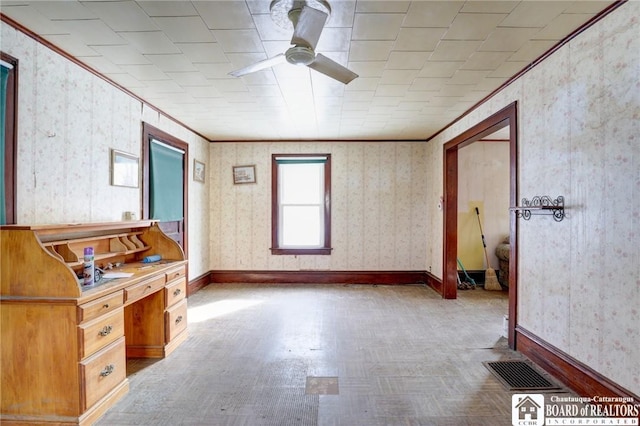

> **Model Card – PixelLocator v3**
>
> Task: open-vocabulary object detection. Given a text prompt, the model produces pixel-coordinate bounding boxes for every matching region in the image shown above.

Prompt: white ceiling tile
[439,84,476,96]
[213,29,264,53]
[119,64,168,80]
[444,13,507,40]
[76,55,123,74]
[488,61,529,78]
[91,45,151,65]
[403,2,464,27]
[118,31,180,55]
[0,5,70,35]
[141,79,185,93]
[352,13,404,40]
[480,28,541,52]
[386,52,429,70]
[145,54,198,72]
[349,41,394,61]
[193,1,255,30]
[43,34,99,57]
[508,40,556,62]
[394,28,446,51]
[316,27,352,52]
[152,17,215,43]
[500,2,572,28]
[344,77,381,91]
[380,69,418,85]
[448,70,489,85]
[137,1,199,17]
[253,14,291,41]
[195,62,237,79]
[460,1,519,14]
[461,51,512,71]
[325,1,356,27]
[418,61,462,78]
[409,78,449,92]
[31,1,97,20]
[183,86,223,98]
[82,1,158,32]
[429,41,482,62]
[165,72,211,87]
[176,43,228,64]
[210,79,249,92]
[355,2,410,14]
[103,72,145,88]
[375,85,409,97]
[564,1,614,13]
[60,19,124,45]
[347,61,386,78]
[535,13,595,40]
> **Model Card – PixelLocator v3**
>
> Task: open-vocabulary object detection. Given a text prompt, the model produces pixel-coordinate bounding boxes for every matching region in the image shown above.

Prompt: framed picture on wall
[110,149,139,188]
[233,165,256,184]
[194,159,206,183]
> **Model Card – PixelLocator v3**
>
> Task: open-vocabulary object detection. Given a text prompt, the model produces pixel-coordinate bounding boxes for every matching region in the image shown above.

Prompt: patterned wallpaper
[1,22,211,280]
[427,2,639,395]
[209,141,428,271]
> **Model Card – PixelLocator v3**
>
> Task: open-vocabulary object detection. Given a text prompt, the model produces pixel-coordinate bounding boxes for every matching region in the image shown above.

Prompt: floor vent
[484,360,561,391]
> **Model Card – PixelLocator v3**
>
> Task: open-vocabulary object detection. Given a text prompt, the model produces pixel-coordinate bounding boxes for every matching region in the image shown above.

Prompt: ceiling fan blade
[308,54,359,84]
[291,6,327,50]
[228,54,286,77]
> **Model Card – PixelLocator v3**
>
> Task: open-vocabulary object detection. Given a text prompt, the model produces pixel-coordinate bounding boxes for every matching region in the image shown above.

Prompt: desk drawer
[124,275,165,305]
[80,336,126,411]
[78,291,123,323]
[165,299,187,343]
[79,309,124,359]
[165,277,186,308]
[165,265,186,282]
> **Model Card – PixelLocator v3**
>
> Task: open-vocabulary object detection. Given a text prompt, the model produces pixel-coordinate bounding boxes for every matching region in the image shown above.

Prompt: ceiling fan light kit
[229,0,358,85]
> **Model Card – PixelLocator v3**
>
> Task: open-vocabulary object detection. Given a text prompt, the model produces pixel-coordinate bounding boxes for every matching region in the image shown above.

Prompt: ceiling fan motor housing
[285,46,315,66]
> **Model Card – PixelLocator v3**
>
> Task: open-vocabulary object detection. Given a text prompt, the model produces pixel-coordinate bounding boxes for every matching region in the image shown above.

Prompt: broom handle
[475,207,492,268]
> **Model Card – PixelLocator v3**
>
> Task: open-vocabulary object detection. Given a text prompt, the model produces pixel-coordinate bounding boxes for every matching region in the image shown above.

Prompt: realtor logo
[512,394,545,426]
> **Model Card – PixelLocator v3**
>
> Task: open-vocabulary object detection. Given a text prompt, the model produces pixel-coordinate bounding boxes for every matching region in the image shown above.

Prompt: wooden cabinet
[1,221,188,425]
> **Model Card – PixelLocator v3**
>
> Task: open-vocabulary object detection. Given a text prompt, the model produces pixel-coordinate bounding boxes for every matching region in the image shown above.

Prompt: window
[271,154,331,255]
[1,52,17,225]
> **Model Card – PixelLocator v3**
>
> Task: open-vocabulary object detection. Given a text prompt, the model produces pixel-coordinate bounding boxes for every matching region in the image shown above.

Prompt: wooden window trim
[2,52,18,225]
[271,153,332,255]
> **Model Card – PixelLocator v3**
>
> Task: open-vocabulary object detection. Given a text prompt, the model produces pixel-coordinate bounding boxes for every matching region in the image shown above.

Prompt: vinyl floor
[96,283,570,426]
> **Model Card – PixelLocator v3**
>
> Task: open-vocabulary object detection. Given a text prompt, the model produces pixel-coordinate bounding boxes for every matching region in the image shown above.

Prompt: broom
[475,207,502,291]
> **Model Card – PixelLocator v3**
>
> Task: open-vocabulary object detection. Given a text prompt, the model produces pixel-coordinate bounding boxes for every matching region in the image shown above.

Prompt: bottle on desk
[83,247,94,285]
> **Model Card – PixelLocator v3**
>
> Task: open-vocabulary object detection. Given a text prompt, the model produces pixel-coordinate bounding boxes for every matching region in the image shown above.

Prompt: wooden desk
[1,221,188,425]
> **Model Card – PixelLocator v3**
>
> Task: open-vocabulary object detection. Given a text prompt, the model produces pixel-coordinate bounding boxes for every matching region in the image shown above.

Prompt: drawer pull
[175,315,183,325]
[173,288,182,297]
[103,303,110,309]
[100,364,115,377]
[98,325,113,336]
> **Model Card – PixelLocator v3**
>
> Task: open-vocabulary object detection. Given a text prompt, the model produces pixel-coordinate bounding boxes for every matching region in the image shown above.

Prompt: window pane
[281,205,322,246]
[280,163,323,204]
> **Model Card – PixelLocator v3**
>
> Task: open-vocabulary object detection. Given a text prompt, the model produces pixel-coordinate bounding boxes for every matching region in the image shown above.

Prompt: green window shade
[149,140,184,221]
[0,65,9,225]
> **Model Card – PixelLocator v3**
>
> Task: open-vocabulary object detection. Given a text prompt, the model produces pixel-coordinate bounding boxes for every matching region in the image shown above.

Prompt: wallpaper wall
[209,141,428,271]
[426,2,639,395]
[1,22,210,280]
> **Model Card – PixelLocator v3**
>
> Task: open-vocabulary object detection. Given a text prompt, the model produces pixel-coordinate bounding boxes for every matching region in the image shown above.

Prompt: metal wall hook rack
[510,195,565,222]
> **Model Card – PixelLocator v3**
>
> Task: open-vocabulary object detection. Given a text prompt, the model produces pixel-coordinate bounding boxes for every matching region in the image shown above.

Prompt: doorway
[141,123,189,258]
[443,102,518,349]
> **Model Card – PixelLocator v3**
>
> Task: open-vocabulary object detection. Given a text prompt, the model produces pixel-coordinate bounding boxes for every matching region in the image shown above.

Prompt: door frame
[141,122,189,260]
[442,101,518,349]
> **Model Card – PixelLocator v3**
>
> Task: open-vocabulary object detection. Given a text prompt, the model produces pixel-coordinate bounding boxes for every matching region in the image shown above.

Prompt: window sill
[270,248,333,255]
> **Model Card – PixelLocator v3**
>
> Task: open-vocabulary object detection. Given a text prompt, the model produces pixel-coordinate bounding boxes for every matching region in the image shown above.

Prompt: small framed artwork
[233,165,256,184]
[194,159,206,183]
[110,149,139,188]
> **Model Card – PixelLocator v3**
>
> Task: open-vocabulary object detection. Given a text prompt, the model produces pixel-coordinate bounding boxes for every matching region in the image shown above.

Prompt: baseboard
[424,270,442,294]
[208,270,429,285]
[516,326,639,405]
[187,271,211,296]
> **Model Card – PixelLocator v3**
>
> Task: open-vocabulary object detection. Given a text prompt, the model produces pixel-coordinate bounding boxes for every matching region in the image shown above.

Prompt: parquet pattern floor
[96,283,571,426]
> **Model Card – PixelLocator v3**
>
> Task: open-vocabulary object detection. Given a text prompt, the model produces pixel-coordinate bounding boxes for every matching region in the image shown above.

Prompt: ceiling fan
[228,0,358,84]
